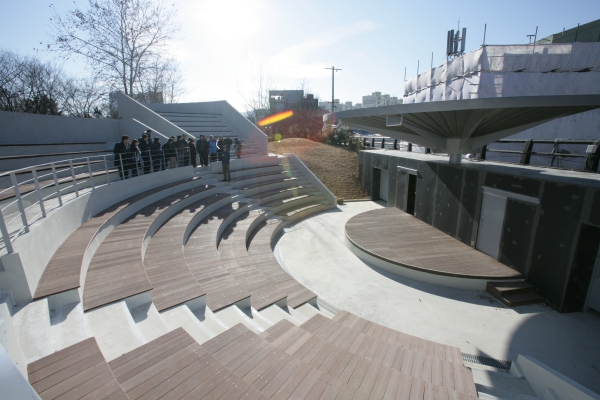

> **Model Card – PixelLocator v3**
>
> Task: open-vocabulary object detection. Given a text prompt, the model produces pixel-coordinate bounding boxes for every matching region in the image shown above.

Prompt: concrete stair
[486,281,544,307]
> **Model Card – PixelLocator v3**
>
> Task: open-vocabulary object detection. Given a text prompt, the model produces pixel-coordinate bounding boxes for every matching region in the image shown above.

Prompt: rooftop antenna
[446,25,467,59]
[483,23,487,46]
[404,67,407,82]
[574,23,580,42]
[527,26,538,43]
[431,52,434,69]
[417,60,419,76]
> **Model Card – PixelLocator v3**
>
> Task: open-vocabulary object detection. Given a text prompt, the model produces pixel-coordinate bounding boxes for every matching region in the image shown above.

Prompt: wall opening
[379,169,389,202]
[372,168,381,201]
[406,174,417,215]
[564,224,600,312]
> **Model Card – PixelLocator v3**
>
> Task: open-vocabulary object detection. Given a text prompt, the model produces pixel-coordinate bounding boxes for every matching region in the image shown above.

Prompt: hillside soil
[268,138,368,200]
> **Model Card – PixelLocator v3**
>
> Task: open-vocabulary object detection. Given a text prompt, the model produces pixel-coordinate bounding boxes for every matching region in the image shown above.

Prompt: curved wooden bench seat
[247,219,317,308]
[218,210,287,311]
[34,179,194,300]
[184,201,251,312]
[144,193,231,312]
[83,185,214,311]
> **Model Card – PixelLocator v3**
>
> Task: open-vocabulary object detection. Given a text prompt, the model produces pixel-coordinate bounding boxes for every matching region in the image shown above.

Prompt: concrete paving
[275,201,600,394]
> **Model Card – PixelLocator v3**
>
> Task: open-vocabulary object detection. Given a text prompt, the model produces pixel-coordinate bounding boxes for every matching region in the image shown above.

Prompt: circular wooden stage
[345,208,523,290]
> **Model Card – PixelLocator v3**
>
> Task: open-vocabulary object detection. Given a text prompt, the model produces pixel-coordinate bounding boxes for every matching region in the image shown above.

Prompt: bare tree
[239,67,278,125]
[62,77,107,117]
[135,57,185,104]
[47,0,179,96]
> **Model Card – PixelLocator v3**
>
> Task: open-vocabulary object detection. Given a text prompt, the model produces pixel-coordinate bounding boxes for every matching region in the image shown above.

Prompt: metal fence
[356,136,599,172]
[0,148,190,255]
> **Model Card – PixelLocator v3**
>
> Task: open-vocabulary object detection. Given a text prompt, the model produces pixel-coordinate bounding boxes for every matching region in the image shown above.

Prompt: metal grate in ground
[462,353,512,370]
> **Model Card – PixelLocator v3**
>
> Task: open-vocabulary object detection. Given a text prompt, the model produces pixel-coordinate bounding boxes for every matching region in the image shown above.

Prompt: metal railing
[0,147,190,255]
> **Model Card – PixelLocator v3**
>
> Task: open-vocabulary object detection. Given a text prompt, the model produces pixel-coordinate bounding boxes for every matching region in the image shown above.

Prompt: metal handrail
[0,146,188,255]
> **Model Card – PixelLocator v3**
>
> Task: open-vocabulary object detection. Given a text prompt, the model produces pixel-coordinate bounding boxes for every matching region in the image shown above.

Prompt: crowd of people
[113,130,242,180]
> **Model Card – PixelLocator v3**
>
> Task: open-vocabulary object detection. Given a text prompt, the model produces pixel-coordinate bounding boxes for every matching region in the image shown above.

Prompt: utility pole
[325,66,342,112]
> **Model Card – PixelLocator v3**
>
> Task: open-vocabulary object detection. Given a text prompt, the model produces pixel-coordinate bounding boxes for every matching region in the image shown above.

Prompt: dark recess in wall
[415,162,437,224]
[563,224,600,312]
[433,165,464,236]
[457,169,479,245]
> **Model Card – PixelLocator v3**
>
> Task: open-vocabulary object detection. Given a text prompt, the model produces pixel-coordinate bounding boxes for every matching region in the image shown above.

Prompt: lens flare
[258,110,293,127]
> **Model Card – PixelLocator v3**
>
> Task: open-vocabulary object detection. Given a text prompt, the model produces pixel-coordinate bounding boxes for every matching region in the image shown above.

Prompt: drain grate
[462,353,512,370]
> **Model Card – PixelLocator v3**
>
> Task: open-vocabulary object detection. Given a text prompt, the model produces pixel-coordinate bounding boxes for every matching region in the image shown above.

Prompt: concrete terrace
[275,201,600,394]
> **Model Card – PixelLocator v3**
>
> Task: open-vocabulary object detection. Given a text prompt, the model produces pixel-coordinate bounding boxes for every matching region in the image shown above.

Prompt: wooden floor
[83,185,212,311]
[346,208,523,280]
[28,337,128,400]
[34,179,193,300]
[143,193,231,311]
[248,219,317,308]
[108,328,265,400]
[218,210,288,311]
[184,201,252,311]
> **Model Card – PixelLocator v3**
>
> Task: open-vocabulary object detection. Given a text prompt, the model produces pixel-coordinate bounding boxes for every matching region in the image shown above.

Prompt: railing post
[119,153,125,179]
[393,139,398,150]
[381,138,385,149]
[521,140,533,165]
[69,160,79,198]
[86,157,94,190]
[148,150,153,173]
[407,143,413,152]
[175,148,179,168]
[10,172,29,233]
[31,167,46,218]
[0,208,13,254]
[104,156,110,185]
[51,163,63,207]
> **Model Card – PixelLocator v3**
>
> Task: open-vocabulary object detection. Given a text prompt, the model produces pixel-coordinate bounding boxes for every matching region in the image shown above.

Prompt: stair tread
[487,281,535,292]
[501,291,544,302]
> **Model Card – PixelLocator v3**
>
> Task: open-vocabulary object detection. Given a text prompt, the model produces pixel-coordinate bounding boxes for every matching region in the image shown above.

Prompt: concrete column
[449,154,462,164]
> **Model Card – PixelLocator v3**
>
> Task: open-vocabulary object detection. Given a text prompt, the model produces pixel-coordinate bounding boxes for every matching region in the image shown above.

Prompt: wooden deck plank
[83,185,212,311]
[345,208,523,280]
[34,179,194,299]
[28,337,127,400]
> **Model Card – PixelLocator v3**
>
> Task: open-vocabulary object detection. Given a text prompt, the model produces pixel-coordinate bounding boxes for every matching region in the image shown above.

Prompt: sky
[1,0,599,112]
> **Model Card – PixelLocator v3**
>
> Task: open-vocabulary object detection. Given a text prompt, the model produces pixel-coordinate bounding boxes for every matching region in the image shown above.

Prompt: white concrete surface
[84,301,146,361]
[49,302,89,354]
[294,303,329,320]
[258,304,303,326]
[0,344,41,400]
[214,305,265,334]
[189,306,229,336]
[159,304,214,344]
[276,201,600,394]
[11,299,50,363]
[0,293,27,378]
[511,355,600,400]
[130,302,171,342]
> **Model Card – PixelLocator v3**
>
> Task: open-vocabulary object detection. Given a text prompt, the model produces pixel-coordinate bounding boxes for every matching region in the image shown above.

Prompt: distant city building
[319,100,363,112]
[269,90,319,112]
[362,91,402,108]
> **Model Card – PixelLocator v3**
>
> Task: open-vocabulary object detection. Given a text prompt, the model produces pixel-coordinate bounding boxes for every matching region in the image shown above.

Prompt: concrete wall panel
[457,169,479,246]
[433,165,463,236]
[484,172,541,197]
[415,162,437,224]
[499,199,536,274]
[528,182,585,308]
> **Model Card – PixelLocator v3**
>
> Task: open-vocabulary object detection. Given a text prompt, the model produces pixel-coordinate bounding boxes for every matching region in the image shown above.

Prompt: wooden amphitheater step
[184,201,252,312]
[107,327,266,399]
[34,178,197,300]
[247,218,317,309]
[248,185,309,203]
[218,209,289,311]
[82,184,214,311]
[233,176,301,197]
[262,318,478,398]
[324,311,464,365]
[277,200,330,220]
[486,281,544,307]
[28,337,128,400]
[144,193,232,312]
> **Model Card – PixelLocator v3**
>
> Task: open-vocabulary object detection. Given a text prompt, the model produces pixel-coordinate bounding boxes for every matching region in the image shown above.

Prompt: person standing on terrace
[114,135,130,179]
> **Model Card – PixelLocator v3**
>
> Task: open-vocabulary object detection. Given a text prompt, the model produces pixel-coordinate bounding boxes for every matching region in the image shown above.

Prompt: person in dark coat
[221,145,231,182]
[188,138,197,167]
[128,139,142,177]
[113,135,130,179]
[162,138,177,169]
[174,135,187,166]
[138,133,151,174]
[196,135,209,166]
[150,137,162,171]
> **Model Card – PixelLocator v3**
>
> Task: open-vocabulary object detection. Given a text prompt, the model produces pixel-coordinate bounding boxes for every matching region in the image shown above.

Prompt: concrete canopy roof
[323,95,600,158]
